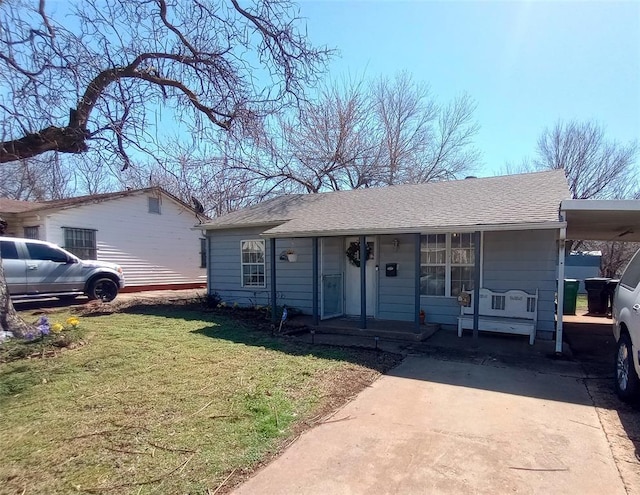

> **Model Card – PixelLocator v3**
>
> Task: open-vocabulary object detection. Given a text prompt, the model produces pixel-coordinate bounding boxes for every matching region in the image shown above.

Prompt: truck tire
[614,332,640,403]
[87,277,119,302]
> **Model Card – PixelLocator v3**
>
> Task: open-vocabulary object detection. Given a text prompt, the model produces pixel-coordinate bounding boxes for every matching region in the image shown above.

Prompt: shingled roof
[0,187,207,219]
[202,170,570,236]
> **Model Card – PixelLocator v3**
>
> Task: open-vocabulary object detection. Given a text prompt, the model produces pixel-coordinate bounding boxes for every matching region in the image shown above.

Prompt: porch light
[393,238,400,251]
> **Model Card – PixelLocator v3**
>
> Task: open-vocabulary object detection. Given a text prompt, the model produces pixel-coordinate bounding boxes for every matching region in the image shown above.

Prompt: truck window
[0,241,20,260]
[26,243,68,263]
[620,250,640,290]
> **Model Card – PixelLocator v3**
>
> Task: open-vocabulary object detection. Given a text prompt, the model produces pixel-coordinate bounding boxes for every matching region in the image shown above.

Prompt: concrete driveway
[233,355,624,495]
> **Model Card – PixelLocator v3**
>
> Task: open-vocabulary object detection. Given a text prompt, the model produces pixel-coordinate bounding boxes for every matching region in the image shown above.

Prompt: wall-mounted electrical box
[385,263,398,277]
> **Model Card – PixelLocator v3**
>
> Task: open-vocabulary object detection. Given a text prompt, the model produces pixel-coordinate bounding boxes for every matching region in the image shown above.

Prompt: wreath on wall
[346,241,373,268]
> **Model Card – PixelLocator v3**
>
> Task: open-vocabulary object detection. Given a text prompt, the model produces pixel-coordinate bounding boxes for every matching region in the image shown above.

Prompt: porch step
[312,323,440,342]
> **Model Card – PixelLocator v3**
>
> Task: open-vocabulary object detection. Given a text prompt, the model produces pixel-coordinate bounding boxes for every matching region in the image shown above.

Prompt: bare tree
[235,73,480,193]
[0,0,331,166]
[121,141,264,217]
[0,0,331,338]
[535,120,639,275]
[375,73,479,185]
[0,154,72,200]
[535,120,638,199]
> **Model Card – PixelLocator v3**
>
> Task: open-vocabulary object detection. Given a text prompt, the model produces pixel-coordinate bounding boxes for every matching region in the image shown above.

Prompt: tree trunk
[0,260,37,339]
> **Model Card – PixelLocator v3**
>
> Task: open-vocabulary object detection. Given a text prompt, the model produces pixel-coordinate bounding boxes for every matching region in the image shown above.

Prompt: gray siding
[482,229,558,338]
[422,296,460,327]
[377,234,416,321]
[208,227,560,339]
[208,227,314,312]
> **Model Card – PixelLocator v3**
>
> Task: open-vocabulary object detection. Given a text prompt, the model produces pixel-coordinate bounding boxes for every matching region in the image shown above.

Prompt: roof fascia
[561,199,640,212]
[260,221,566,238]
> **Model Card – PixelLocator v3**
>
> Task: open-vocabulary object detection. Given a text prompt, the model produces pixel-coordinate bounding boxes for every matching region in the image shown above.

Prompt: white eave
[561,199,640,241]
[259,221,566,238]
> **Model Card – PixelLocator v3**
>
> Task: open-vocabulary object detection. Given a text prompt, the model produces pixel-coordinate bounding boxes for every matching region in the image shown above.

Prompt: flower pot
[287,253,298,262]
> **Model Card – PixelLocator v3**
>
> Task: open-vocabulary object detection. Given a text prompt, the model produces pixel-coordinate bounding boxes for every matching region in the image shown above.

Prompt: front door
[345,237,376,316]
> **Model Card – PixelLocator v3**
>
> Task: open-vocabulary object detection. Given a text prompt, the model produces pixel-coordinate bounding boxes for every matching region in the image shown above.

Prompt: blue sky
[297,0,640,176]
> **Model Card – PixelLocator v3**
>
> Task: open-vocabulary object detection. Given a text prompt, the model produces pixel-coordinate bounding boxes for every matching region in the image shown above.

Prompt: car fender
[82,267,125,290]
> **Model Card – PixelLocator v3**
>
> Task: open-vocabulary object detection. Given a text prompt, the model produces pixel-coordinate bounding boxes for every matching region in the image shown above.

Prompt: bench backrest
[460,288,538,321]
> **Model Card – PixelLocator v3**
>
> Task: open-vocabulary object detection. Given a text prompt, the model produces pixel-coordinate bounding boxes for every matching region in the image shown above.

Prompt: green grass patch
[0,305,400,494]
[576,294,588,314]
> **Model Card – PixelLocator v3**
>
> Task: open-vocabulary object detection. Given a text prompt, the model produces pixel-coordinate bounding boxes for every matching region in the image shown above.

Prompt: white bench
[457,288,538,345]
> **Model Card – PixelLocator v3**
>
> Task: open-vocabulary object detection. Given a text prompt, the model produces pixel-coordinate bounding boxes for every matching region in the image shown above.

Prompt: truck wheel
[615,333,640,403]
[88,277,119,302]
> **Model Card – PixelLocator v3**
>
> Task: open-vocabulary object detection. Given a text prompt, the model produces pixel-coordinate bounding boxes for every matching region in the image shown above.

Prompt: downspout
[555,217,566,354]
[270,237,277,324]
[312,237,319,326]
[359,235,367,329]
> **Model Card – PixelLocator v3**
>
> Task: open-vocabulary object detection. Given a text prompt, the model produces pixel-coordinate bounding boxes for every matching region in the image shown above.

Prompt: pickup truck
[612,248,640,403]
[0,236,125,302]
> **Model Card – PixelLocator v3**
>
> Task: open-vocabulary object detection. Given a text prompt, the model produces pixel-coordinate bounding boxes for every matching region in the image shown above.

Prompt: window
[620,250,640,290]
[241,240,265,287]
[420,233,476,297]
[200,238,207,268]
[63,228,97,260]
[0,241,19,260]
[26,243,69,262]
[23,226,39,239]
[148,196,161,214]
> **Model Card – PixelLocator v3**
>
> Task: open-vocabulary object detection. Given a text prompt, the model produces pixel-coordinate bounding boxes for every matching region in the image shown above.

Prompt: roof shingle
[203,170,570,236]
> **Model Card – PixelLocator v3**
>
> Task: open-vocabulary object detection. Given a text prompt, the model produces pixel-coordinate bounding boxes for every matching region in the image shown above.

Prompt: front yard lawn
[0,305,401,494]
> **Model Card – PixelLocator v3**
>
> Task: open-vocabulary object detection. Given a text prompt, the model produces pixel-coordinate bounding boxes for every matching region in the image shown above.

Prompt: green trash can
[563,279,579,315]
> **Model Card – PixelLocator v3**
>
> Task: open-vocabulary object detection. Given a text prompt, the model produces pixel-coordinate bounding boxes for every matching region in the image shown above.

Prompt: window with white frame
[420,233,475,297]
[241,240,265,287]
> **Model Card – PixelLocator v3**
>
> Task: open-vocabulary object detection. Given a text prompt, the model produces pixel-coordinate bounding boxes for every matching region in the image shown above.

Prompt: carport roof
[202,170,571,237]
[562,199,640,241]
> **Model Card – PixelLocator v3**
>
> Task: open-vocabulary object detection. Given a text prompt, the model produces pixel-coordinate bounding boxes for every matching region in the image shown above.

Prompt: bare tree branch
[0,0,332,165]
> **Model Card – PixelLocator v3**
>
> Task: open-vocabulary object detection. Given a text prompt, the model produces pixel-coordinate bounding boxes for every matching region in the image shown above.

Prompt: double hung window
[241,240,265,287]
[420,233,475,297]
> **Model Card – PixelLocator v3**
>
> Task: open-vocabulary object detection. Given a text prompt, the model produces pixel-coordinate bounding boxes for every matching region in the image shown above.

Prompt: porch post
[472,230,481,342]
[312,236,319,326]
[415,233,421,331]
[556,221,566,354]
[359,234,367,329]
[270,237,277,324]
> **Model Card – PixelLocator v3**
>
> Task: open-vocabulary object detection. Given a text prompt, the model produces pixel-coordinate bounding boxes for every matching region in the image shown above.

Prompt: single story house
[202,170,573,342]
[0,187,208,291]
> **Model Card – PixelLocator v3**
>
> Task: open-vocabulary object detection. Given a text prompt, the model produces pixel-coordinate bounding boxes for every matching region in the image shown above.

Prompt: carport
[556,199,640,353]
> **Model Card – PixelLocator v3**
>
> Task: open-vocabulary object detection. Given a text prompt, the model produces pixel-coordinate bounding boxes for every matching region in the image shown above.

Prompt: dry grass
[0,305,401,494]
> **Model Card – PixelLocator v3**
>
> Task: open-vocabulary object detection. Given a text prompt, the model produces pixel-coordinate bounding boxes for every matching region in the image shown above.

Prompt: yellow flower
[52,323,65,333]
[66,317,80,328]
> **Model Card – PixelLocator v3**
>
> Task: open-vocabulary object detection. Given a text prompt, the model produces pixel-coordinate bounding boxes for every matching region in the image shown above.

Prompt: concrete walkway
[233,355,624,495]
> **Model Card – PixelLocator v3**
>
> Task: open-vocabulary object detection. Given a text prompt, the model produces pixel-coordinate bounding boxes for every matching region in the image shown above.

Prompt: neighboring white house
[0,188,208,291]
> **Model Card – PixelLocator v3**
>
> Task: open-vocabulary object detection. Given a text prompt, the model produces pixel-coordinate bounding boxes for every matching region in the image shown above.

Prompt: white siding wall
[41,193,205,288]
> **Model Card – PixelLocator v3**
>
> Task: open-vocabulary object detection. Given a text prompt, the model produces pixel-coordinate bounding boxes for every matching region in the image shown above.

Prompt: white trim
[260,221,565,238]
[480,231,485,289]
[555,219,567,354]
[420,232,480,298]
[240,239,266,288]
[561,199,640,212]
